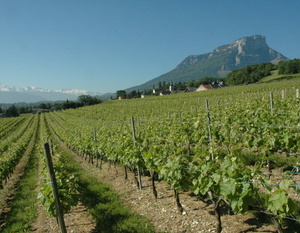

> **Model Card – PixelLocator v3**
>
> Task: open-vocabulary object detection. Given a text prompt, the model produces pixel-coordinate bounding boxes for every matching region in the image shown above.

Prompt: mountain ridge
[124,35,289,93]
[0,83,101,104]
[1,35,290,103]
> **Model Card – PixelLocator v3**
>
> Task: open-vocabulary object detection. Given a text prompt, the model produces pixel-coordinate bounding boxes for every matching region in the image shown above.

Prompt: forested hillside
[226,59,300,85]
[278,59,300,74]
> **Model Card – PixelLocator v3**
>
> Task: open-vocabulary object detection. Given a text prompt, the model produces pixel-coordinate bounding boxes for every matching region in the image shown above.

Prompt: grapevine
[39,81,300,232]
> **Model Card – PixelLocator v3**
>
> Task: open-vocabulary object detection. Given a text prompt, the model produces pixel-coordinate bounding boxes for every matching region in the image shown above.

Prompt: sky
[0,0,300,94]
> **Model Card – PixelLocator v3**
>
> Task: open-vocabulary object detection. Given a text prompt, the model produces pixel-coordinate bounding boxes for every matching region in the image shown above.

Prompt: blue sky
[0,0,299,94]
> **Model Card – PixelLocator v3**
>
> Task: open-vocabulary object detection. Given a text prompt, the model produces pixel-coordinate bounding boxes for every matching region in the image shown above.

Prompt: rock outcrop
[125,35,289,93]
[178,35,288,71]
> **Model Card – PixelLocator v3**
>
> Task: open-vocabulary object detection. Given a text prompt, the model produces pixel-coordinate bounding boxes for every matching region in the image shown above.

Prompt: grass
[259,70,300,83]
[268,153,300,170]
[56,146,156,233]
[1,117,40,233]
[236,149,300,171]
[1,143,39,233]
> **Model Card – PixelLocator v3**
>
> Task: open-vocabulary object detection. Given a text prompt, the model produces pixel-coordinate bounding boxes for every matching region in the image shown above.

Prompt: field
[259,70,300,83]
[1,78,300,233]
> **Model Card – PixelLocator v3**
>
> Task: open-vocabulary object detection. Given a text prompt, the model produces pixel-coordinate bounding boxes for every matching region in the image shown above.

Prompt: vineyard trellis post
[205,99,214,160]
[270,92,274,115]
[43,142,67,233]
[131,117,142,190]
[281,89,285,100]
[49,139,54,156]
[93,127,97,142]
[205,99,212,142]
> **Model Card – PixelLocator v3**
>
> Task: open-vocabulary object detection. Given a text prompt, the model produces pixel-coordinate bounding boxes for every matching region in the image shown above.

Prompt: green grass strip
[2,146,39,233]
[58,148,156,233]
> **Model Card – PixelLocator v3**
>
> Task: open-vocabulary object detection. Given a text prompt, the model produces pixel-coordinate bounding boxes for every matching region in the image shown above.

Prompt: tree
[226,63,274,85]
[116,90,126,99]
[278,59,300,75]
[39,103,48,109]
[176,82,186,91]
[62,100,78,110]
[5,105,19,117]
[77,95,102,106]
[19,106,29,113]
[128,91,136,99]
[158,81,163,89]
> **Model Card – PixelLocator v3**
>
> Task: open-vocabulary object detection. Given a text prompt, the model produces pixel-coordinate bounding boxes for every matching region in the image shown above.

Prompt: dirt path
[65,147,277,233]
[32,157,96,233]
[32,115,97,233]
[32,203,95,233]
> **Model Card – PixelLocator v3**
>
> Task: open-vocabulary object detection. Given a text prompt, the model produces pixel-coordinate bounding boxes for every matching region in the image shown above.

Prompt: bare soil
[72,157,278,233]
[32,203,95,233]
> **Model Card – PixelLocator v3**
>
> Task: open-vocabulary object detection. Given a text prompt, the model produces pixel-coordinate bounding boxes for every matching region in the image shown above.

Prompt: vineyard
[1,79,300,232]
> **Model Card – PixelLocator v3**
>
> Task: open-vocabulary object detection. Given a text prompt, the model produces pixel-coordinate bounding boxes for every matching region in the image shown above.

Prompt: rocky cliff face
[178,35,288,72]
[220,35,287,68]
[125,35,289,93]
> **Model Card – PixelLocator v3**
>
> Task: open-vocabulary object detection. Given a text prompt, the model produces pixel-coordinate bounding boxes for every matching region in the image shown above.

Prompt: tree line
[0,105,20,117]
[226,59,300,85]
[116,77,225,99]
[226,63,275,85]
[117,59,300,99]
[0,95,102,117]
[278,59,300,74]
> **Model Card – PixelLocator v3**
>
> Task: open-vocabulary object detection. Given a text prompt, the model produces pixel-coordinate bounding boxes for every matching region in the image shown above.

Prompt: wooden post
[205,100,212,142]
[205,100,214,160]
[44,143,67,233]
[296,89,299,99]
[131,117,137,146]
[49,139,54,156]
[270,92,274,115]
[281,89,285,100]
[93,127,97,142]
[131,117,142,190]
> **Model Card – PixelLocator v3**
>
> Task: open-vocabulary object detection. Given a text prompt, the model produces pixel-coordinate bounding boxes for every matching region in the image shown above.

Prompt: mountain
[0,84,101,104]
[125,35,289,93]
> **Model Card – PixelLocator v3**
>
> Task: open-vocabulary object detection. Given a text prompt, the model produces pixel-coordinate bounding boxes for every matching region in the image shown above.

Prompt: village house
[196,81,226,92]
[210,81,226,88]
[151,85,174,96]
[196,84,214,91]
[159,89,172,96]
[141,92,152,98]
[141,82,226,98]
[184,87,197,92]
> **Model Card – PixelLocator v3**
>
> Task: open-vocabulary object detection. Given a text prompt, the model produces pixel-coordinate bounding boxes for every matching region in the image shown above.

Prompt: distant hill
[124,35,289,93]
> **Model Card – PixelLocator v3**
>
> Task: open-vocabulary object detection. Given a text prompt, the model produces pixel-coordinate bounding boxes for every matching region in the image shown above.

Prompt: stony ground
[72,159,277,233]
